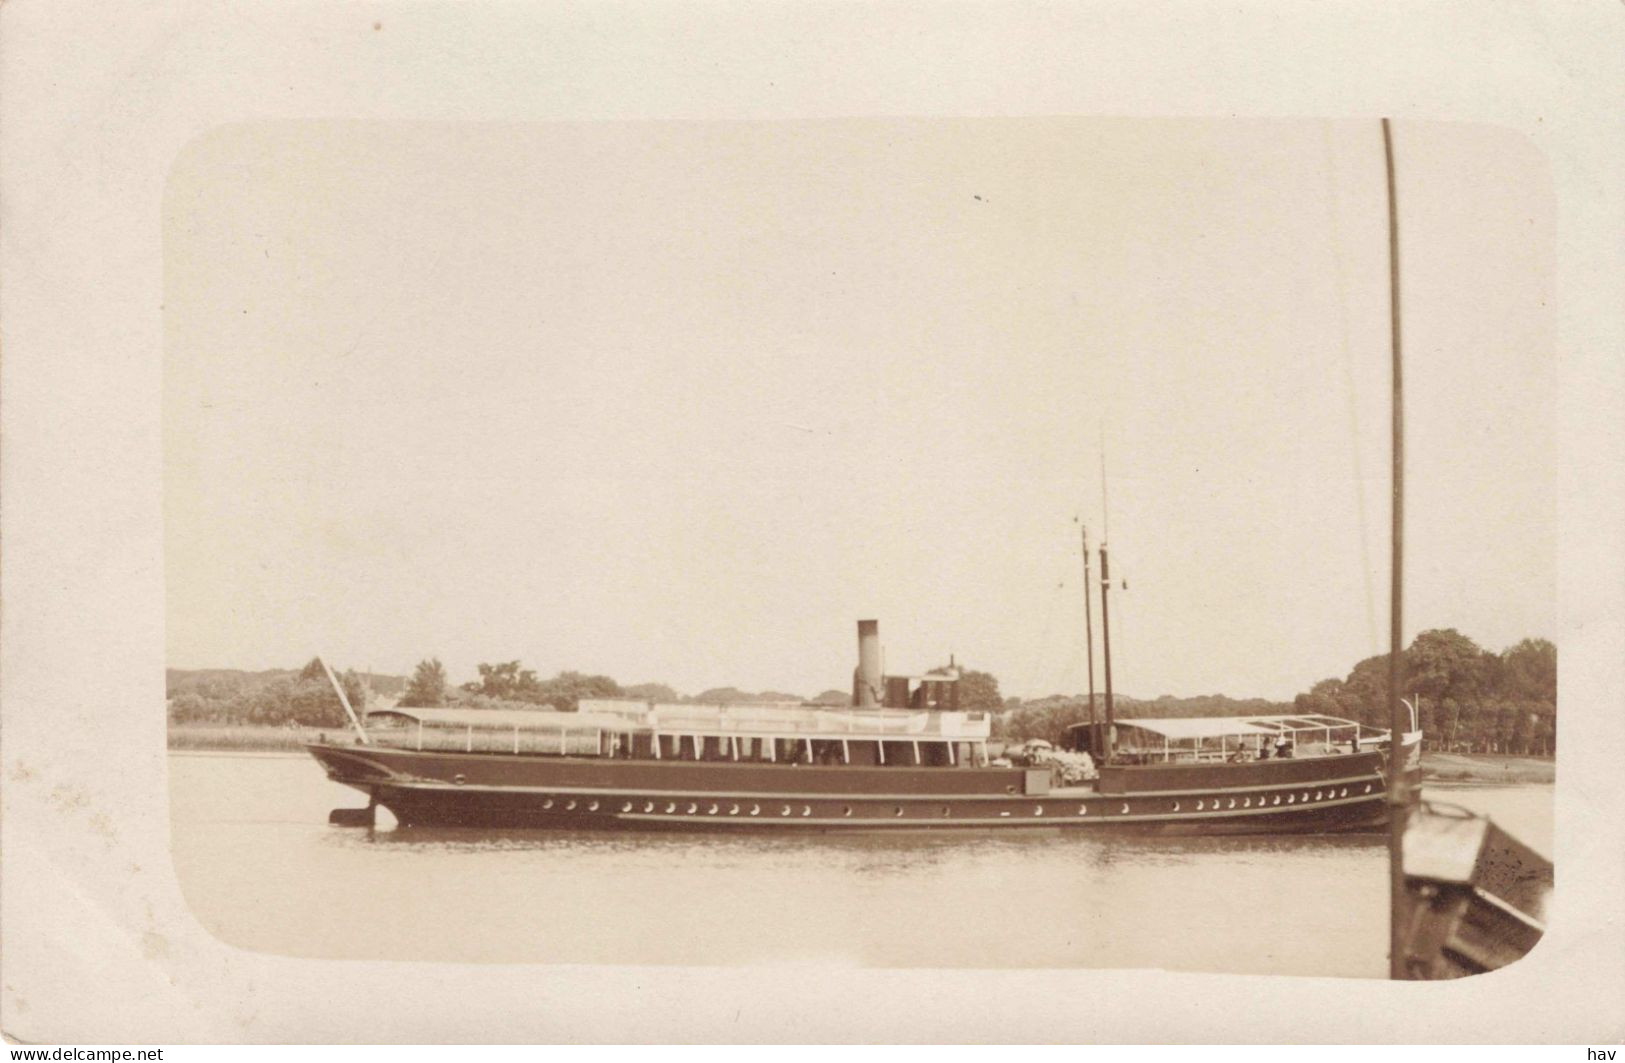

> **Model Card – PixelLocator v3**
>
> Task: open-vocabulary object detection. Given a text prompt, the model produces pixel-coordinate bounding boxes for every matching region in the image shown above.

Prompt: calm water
[168,752,1552,976]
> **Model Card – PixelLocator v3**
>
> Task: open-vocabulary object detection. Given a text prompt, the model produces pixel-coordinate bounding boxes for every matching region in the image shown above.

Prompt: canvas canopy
[367,706,643,731]
[1106,714,1363,742]
[371,701,991,740]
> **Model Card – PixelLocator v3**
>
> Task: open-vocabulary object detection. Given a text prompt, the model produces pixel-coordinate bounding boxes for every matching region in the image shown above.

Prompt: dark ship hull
[309,737,1419,834]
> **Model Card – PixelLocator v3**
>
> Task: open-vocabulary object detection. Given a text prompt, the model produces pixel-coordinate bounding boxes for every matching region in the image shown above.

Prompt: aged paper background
[3,0,1622,1043]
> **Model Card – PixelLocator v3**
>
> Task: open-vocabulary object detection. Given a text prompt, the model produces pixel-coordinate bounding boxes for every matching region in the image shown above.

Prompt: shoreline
[165,725,1555,784]
[1419,751,1554,786]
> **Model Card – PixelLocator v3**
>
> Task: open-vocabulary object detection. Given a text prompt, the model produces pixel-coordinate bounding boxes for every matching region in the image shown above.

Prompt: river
[168,752,1552,976]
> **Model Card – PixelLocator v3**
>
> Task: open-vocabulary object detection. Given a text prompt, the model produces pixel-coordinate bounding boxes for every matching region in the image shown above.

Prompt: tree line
[166,659,370,728]
[166,655,862,724]
[167,633,1552,757]
[992,630,1555,756]
[1294,631,1554,755]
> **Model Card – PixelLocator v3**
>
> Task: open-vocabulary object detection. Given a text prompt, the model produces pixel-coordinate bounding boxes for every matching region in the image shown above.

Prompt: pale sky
[163,118,1553,701]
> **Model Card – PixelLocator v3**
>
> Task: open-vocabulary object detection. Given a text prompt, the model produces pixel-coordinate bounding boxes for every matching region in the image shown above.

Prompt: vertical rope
[1321,121,1381,655]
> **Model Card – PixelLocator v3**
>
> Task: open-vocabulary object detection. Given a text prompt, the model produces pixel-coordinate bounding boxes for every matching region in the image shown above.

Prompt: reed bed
[167,724,322,752]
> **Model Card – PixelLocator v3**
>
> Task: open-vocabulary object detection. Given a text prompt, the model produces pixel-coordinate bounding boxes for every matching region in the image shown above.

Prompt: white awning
[371,701,990,739]
[367,707,637,731]
[1115,714,1361,741]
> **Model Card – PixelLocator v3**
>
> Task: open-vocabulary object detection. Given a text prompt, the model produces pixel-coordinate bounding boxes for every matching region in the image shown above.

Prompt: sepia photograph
[163,117,1551,975]
[4,0,1621,1048]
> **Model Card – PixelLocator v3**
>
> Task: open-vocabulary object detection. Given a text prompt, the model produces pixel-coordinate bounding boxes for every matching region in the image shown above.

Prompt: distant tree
[623,683,680,703]
[1294,677,1349,720]
[168,693,212,723]
[1340,654,1392,727]
[534,671,623,712]
[691,687,754,704]
[284,664,367,727]
[1501,639,1556,703]
[808,689,850,706]
[956,669,1003,713]
[1406,629,1489,705]
[1291,631,1555,754]
[468,661,541,700]
[400,658,449,707]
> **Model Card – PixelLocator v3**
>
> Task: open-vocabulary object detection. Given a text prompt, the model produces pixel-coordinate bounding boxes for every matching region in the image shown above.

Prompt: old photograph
[161,117,1552,975]
[9,0,1622,1046]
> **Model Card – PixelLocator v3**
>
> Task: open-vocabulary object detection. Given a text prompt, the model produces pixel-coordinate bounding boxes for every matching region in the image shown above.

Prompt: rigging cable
[1321,120,1382,656]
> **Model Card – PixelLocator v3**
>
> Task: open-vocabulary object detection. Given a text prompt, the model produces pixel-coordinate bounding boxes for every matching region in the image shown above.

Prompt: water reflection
[368,820,1384,869]
[170,753,1551,975]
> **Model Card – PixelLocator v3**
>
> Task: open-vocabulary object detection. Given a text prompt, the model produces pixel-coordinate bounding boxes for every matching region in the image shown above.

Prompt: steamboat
[309,618,1422,833]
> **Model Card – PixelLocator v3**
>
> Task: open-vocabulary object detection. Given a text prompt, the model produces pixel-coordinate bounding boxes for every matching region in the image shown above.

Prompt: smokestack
[855,620,882,708]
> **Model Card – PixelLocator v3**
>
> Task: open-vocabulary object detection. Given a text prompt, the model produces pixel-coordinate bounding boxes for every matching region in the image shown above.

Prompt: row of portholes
[532,799,1015,820]
[1177,784,1361,814]
[541,797,821,817]
[529,782,1374,820]
[539,797,605,812]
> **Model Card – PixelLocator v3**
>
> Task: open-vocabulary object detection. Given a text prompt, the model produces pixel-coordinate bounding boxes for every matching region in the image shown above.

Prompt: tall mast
[1382,116,1411,980]
[1099,443,1115,761]
[1081,523,1097,726]
[1099,537,1115,762]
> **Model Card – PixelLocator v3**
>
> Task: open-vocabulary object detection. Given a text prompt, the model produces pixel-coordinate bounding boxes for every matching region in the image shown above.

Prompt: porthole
[1171,802,1179,812]
[643,801,654,813]
[1365,784,1373,794]
[1078,804,1088,815]
[707,803,718,815]
[729,803,740,815]
[842,806,853,817]
[749,804,760,816]
[665,802,676,813]
[1005,785,1017,794]
[1120,803,1130,814]
[894,806,905,817]
[1340,788,1348,798]
[1273,795,1282,806]
[1286,794,1295,804]
[1242,798,1251,808]
[588,800,599,812]
[453,774,467,786]
[1228,799,1237,809]
[1196,801,1205,811]
[1300,792,1309,802]
[1315,790,1323,801]
[620,801,632,812]
[781,805,792,817]
[565,799,577,811]
[801,806,811,817]
[941,806,951,817]
[1033,805,1044,817]
[687,802,698,814]
[542,798,554,809]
